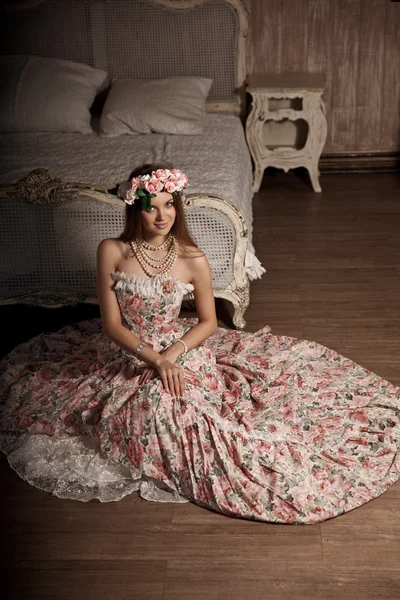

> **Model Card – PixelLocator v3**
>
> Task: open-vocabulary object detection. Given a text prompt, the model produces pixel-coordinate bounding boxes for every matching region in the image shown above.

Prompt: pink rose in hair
[176,176,188,191]
[154,169,171,182]
[130,177,140,192]
[181,174,189,187]
[144,177,163,194]
[164,180,177,193]
[169,170,189,191]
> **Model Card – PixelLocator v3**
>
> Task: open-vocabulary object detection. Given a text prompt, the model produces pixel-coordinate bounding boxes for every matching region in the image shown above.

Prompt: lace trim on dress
[1,432,189,504]
[111,271,194,299]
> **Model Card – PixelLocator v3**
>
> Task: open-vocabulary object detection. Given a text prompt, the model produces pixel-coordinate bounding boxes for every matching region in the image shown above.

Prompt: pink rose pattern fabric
[1,271,399,524]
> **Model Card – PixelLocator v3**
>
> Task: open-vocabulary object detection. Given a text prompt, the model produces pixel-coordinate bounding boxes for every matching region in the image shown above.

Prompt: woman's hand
[160,342,184,364]
[139,367,157,386]
[155,358,185,399]
[139,348,185,398]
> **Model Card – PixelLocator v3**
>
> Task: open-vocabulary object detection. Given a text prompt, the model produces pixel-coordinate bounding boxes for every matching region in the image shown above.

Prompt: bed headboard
[1,0,248,114]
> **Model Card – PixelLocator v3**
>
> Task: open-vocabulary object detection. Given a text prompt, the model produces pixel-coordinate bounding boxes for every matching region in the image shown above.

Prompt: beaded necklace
[129,234,177,277]
[141,233,172,251]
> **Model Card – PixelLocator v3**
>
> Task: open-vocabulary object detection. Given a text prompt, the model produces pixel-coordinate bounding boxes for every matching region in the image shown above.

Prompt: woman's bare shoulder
[97,238,126,263]
[98,238,125,252]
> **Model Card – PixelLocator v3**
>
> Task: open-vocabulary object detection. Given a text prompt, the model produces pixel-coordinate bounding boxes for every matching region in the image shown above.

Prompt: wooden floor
[1,172,400,599]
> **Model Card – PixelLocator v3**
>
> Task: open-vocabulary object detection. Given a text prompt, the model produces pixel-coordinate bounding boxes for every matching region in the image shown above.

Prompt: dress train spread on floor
[1,271,399,524]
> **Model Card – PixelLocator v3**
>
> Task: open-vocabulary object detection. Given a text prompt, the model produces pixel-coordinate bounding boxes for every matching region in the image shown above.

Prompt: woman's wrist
[133,342,146,357]
[172,339,188,355]
[158,340,187,363]
[133,343,164,368]
[134,339,188,367]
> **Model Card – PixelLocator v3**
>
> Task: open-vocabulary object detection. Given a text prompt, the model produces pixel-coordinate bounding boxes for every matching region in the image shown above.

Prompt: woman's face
[140,191,176,237]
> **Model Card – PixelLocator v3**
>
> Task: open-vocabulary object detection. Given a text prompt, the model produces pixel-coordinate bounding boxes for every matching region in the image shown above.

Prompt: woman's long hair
[118,163,198,251]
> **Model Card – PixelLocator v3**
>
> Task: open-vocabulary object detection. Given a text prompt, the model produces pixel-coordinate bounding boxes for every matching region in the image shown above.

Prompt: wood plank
[321,498,400,566]
[381,0,400,151]
[307,0,334,151]
[163,561,400,600]
[2,530,323,563]
[356,0,387,151]
[248,0,283,74]
[3,561,166,600]
[280,0,309,73]
[331,0,362,150]
[330,108,357,152]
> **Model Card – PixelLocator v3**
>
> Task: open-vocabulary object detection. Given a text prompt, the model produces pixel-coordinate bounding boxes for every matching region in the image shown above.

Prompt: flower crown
[109,169,189,209]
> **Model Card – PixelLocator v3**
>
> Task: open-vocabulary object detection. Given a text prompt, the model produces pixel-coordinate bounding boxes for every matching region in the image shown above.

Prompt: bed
[0,0,264,328]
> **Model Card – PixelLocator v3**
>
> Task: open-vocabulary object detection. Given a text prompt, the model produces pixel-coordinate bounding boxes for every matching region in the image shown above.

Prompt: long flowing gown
[1,270,399,524]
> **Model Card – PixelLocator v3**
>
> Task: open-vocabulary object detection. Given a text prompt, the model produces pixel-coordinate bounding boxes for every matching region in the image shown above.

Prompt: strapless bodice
[111,271,194,351]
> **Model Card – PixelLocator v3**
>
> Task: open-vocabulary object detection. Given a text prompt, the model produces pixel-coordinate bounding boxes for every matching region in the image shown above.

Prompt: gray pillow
[100,77,213,136]
[0,55,107,134]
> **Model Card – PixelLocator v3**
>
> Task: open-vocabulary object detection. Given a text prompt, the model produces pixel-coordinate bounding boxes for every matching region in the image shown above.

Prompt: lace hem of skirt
[0,432,189,504]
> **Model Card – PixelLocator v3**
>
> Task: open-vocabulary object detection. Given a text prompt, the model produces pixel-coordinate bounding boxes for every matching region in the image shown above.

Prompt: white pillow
[0,55,108,134]
[100,77,213,136]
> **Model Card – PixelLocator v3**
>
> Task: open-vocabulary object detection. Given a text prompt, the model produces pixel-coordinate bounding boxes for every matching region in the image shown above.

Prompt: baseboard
[319,153,400,173]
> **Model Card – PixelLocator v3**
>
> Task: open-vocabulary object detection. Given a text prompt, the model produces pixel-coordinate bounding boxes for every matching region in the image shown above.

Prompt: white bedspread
[0,114,254,239]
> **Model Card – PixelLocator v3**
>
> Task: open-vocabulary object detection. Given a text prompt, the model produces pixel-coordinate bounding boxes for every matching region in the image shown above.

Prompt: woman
[97,164,217,402]
[0,165,399,523]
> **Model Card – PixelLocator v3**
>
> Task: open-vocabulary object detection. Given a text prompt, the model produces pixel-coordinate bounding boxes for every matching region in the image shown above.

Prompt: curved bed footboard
[0,169,251,328]
[183,193,250,329]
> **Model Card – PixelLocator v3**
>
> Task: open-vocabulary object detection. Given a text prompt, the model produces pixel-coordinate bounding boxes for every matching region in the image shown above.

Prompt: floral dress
[1,271,399,524]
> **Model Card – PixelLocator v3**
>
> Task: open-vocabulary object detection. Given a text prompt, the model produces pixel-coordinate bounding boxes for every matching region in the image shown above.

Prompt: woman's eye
[166,202,174,207]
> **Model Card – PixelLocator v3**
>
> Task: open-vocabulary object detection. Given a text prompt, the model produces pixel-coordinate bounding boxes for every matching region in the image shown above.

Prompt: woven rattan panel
[102,0,238,102]
[0,198,124,299]
[1,198,234,300]
[185,206,235,289]
[1,0,238,103]
[0,0,92,65]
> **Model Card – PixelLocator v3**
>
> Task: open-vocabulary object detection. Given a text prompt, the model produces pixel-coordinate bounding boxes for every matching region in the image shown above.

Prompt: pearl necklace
[129,235,177,277]
[140,246,169,263]
[140,233,172,251]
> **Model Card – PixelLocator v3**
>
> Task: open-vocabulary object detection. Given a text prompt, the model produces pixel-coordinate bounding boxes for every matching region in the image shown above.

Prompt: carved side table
[246,74,327,193]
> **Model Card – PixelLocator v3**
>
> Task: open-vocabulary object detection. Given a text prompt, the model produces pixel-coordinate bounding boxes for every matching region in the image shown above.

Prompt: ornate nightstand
[246,74,327,192]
